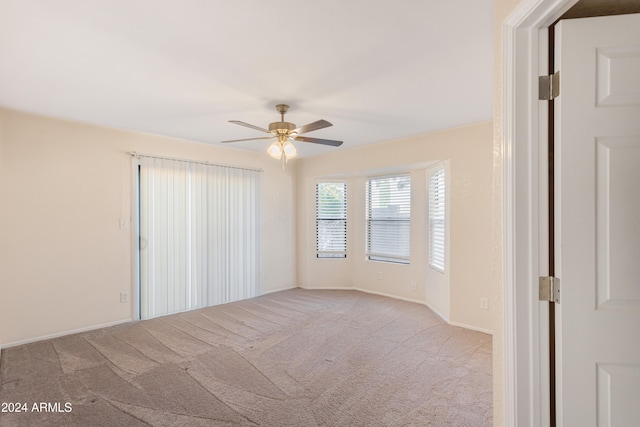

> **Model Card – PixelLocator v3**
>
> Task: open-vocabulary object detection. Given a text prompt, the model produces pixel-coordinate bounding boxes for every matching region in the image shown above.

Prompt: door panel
[597,364,640,427]
[596,46,640,107]
[555,14,640,427]
[596,138,640,310]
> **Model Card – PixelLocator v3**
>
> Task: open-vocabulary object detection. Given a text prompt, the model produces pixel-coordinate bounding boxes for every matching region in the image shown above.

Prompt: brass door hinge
[539,276,560,303]
[539,71,560,101]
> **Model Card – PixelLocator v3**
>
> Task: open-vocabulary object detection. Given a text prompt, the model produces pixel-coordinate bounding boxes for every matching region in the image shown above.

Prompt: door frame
[502,0,578,425]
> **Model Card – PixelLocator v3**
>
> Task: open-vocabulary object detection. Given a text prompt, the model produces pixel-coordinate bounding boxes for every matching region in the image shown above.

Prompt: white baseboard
[350,287,425,305]
[450,321,493,335]
[424,300,451,324]
[304,285,493,335]
[302,285,423,305]
[1,318,132,349]
[260,285,298,295]
[298,285,351,291]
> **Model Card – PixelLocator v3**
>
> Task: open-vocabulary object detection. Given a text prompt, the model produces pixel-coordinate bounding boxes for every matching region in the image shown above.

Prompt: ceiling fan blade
[221,136,274,143]
[293,119,332,135]
[294,136,343,147]
[229,120,270,133]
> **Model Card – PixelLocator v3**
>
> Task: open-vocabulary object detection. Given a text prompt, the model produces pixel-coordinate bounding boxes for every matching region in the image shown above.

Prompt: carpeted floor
[0,289,492,426]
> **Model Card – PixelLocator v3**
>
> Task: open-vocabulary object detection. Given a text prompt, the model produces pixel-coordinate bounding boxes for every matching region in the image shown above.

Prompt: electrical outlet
[120,292,129,303]
[410,281,417,291]
[378,272,384,280]
[480,297,489,310]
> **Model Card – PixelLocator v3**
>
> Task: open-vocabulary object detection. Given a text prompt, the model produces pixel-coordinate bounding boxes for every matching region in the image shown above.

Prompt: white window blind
[429,166,446,271]
[137,156,260,320]
[316,182,347,258]
[366,175,411,264]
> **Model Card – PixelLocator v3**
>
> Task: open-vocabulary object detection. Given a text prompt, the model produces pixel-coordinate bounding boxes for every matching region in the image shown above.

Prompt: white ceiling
[0,0,494,158]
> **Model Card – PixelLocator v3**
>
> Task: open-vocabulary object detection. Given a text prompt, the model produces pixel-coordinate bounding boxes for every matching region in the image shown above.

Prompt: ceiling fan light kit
[267,136,297,161]
[222,104,343,168]
[267,140,283,159]
[281,139,297,158]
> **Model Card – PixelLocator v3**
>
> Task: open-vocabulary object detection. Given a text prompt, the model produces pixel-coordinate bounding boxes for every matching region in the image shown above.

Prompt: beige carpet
[0,289,492,426]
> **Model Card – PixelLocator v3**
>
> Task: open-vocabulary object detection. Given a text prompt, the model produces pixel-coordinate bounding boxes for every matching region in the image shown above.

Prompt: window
[366,175,411,264]
[316,182,347,258]
[429,165,446,271]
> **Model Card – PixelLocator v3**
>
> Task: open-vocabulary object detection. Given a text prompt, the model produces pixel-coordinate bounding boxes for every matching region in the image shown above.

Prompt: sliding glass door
[135,155,260,319]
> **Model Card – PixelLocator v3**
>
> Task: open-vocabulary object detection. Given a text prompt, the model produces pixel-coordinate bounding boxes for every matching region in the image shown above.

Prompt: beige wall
[0,108,298,347]
[296,121,494,333]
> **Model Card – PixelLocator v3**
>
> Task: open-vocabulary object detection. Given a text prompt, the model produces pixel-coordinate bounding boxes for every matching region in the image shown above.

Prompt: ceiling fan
[222,104,343,161]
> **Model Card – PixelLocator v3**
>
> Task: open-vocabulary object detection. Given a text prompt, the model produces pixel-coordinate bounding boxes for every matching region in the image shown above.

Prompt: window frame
[365,173,412,265]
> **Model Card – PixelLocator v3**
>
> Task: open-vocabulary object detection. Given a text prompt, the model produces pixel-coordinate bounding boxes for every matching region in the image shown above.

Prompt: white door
[555,14,640,427]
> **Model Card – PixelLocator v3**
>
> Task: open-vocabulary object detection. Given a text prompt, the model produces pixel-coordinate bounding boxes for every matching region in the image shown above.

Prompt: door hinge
[539,71,560,101]
[539,276,560,303]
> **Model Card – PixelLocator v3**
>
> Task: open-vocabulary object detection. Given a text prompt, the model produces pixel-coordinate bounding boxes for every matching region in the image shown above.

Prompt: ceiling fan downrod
[269,104,296,135]
[276,104,288,121]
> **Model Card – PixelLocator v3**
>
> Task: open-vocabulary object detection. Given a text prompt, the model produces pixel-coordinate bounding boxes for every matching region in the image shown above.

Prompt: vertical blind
[365,175,411,264]
[137,156,260,320]
[316,182,347,258]
[429,166,446,271]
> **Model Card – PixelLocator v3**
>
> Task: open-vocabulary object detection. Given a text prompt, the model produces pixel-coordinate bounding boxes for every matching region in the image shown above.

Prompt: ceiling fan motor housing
[269,121,296,135]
